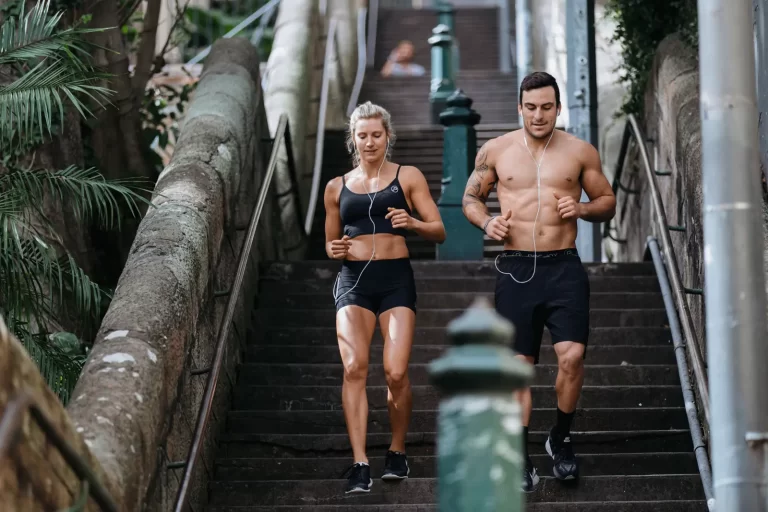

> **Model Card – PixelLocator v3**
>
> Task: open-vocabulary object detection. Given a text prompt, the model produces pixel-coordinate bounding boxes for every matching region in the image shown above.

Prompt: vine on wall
[605,0,698,117]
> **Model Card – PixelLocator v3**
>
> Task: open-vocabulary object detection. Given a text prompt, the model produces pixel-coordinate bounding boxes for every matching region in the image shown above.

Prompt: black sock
[555,408,575,438]
[523,426,530,463]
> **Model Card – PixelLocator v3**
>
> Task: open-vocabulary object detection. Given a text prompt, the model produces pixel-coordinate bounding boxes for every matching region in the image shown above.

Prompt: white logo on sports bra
[391,185,399,193]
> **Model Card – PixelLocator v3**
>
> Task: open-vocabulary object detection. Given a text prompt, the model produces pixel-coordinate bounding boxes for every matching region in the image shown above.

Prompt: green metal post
[430,297,534,511]
[436,89,483,260]
[435,2,461,79]
[429,23,455,124]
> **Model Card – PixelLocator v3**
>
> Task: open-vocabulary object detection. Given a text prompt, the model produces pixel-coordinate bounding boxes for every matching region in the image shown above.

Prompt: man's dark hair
[519,71,560,107]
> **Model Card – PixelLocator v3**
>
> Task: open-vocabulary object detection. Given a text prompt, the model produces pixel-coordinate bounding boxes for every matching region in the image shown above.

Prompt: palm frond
[12,323,85,404]
[0,235,107,328]
[0,0,106,67]
[0,59,113,140]
[0,166,152,230]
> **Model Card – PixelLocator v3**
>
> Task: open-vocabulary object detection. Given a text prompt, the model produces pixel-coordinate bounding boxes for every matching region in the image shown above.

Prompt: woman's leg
[337,305,377,463]
[379,306,416,453]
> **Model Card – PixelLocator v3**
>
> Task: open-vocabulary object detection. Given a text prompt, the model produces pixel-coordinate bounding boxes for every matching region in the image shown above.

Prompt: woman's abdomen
[347,234,410,261]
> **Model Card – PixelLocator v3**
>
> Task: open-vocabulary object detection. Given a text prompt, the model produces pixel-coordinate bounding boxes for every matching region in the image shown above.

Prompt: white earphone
[333,137,390,301]
[494,128,555,284]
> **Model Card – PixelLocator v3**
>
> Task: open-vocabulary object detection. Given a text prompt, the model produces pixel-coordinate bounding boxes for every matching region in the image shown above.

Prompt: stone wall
[64,38,283,511]
[611,34,706,347]
[0,317,115,512]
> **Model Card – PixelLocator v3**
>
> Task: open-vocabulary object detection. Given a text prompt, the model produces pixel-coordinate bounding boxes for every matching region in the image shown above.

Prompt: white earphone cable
[494,129,555,284]
[333,141,389,302]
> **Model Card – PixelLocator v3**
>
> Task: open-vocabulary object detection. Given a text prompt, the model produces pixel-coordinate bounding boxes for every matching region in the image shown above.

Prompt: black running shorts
[334,258,417,315]
[494,249,590,364]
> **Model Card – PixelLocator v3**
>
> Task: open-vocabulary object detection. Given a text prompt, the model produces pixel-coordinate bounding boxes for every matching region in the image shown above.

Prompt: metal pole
[755,0,768,188]
[565,0,601,263]
[515,0,533,124]
[499,0,512,73]
[698,0,768,509]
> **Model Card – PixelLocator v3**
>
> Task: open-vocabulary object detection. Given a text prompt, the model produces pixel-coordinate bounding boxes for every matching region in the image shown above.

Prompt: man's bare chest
[495,150,582,190]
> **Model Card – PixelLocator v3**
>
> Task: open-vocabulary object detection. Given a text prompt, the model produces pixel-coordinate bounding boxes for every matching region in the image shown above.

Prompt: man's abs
[502,220,577,251]
[496,188,579,251]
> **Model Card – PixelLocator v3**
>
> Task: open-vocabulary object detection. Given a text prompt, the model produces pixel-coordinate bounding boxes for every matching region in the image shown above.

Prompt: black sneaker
[381,450,410,480]
[342,462,372,493]
[522,456,540,493]
[545,428,579,480]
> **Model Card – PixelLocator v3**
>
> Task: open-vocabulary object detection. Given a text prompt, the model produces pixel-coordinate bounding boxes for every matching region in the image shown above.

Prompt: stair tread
[207,475,704,505]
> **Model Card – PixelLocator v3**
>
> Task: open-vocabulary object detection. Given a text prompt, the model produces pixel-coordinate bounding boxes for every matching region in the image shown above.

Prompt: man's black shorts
[494,248,590,364]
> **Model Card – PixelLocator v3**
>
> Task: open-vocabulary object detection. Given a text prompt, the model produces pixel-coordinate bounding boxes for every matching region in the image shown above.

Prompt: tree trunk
[84,0,155,286]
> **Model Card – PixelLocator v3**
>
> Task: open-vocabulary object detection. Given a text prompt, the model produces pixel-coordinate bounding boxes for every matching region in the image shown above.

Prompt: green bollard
[429,297,534,512]
[436,89,483,260]
[429,23,455,124]
[435,1,460,73]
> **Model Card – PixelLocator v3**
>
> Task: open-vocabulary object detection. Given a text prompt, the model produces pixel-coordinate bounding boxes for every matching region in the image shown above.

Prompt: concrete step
[246,345,674,366]
[235,363,680,387]
[254,308,668,328]
[207,475,703,506]
[224,408,687,434]
[208,502,708,512]
[261,261,656,279]
[214,452,698,480]
[231,385,683,411]
[260,292,661,310]
[216,430,695,458]
[254,326,671,347]
[259,276,662,294]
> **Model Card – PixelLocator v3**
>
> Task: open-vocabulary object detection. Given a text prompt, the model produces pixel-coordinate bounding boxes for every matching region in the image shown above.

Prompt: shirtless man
[461,71,616,492]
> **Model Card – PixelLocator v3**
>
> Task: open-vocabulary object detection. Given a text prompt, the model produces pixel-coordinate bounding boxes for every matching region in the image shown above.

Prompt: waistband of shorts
[499,248,580,260]
[342,257,412,272]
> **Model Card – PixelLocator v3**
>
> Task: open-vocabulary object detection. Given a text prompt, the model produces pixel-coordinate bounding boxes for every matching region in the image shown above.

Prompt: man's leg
[543,258,590,481]
[553,342,586,438]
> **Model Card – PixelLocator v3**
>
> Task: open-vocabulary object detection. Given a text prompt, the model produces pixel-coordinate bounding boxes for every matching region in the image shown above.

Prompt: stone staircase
[373,6,501,71]
[360,70,519,126]
[206,261,707,511]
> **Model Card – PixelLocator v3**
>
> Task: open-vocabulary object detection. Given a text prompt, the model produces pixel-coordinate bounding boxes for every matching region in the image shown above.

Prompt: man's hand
[553,192,583,220]
[386,207,414,230]
[329,235,352,259]
[484,209,512,241]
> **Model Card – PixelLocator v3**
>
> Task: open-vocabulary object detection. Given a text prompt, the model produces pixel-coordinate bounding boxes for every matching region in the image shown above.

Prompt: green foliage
[605,0,699,117]
[0,0,149,404]
[141,79,198,175]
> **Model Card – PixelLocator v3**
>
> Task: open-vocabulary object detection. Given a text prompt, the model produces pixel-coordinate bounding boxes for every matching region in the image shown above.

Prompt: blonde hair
[346,101,396,167]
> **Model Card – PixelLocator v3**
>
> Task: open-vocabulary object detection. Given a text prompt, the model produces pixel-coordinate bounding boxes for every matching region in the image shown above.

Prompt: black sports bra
[339,165,412,238]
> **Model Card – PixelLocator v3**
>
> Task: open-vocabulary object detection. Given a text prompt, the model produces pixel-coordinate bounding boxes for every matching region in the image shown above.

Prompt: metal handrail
[647,236,714,508]
[606,113,710,426]
[367,0,379,69]
[304,10,367,234]
[185,0,281,66]
[0,392,118,512]
[173,114,301,512]
[347,7,369,116]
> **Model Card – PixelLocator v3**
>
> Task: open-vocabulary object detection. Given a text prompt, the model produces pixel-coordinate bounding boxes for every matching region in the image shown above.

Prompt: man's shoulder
[557,130,599,156]
[481,130,520,158]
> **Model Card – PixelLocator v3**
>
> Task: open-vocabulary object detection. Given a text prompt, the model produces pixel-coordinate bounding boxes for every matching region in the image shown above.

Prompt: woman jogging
[323,101,446,494]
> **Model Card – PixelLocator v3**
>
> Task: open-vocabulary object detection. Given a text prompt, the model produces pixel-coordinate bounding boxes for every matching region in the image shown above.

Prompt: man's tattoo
[475,148,489,177]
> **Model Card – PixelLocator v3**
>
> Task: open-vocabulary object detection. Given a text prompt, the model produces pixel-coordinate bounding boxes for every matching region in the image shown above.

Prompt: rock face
[0,316,114,512]
[64,38,277,511]
[611,34,706,349]
[615,31,768,368]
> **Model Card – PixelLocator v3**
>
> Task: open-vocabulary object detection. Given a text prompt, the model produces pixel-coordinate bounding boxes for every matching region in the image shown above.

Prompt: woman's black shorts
[333,258,417,315]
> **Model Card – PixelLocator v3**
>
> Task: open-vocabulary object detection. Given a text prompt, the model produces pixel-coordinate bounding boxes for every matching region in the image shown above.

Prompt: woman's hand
[329,235,352,259]
[386,207,414,230]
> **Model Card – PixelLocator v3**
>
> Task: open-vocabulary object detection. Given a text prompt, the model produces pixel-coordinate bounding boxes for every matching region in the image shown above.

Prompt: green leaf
[0,166,153,230]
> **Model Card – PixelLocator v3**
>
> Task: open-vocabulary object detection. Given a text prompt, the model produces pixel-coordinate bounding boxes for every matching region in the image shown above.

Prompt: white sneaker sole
[345,479,373,494]
[381,469,410,481]
[545,436,578,481]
